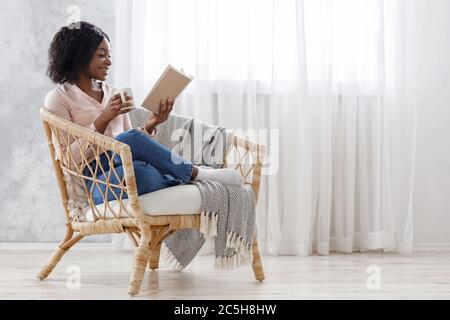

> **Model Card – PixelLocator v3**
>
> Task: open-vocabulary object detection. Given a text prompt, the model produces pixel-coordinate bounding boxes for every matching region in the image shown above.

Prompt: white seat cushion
[85,184,201,221]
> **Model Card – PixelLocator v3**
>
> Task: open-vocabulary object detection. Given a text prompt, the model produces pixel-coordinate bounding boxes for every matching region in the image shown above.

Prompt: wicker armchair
[37,106,265,296]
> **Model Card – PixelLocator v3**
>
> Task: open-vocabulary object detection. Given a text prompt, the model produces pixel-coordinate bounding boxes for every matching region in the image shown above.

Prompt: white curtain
[113,0,418,255]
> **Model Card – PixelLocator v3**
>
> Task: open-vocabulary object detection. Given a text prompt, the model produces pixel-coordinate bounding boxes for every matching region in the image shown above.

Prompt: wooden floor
[1,244,449,299]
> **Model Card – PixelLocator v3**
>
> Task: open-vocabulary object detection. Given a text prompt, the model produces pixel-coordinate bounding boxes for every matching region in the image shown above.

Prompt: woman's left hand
[153,97,174,124]
[144,97,174,134]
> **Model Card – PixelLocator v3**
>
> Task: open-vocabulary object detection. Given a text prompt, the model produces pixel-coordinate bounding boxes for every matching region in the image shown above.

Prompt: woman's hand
[144,97,174,134]
[103,92,134,121]
[153,97,174,125]
[94,92,133,134]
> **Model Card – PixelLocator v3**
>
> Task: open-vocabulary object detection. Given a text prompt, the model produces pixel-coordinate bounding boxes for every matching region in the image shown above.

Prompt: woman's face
[86,37,112,81]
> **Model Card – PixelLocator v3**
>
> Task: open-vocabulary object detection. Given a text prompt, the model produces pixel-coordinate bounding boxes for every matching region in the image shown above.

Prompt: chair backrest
[40,107,142,223]
[225,134,265,202]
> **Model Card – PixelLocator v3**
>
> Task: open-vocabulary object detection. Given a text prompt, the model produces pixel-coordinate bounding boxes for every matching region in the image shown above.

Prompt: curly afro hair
[47,21,110,84]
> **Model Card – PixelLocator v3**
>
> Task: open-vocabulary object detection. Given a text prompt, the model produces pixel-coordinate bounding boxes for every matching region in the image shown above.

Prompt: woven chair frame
[37,107,265,296]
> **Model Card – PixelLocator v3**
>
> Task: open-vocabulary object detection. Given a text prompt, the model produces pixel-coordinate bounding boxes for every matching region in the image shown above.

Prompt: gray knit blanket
[130,107,230,168]
[163,180,256,270]
[129,107,256,270]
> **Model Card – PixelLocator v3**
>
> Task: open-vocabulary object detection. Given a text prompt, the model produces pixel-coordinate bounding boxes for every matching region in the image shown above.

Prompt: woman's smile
[99,67,109,78]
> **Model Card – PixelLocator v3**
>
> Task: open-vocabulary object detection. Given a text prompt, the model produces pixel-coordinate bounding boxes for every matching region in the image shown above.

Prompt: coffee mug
[115,87,135,111]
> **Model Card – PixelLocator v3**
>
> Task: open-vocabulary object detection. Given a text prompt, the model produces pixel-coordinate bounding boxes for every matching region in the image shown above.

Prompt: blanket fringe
[200,211,218,238]
[160,241,184,272]
[200,212,253,271]
[214,253,251,270]
[213,231,252,270]
[226,231,252,256]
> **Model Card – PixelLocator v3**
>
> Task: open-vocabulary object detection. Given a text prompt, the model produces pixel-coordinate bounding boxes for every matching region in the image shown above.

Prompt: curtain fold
[114,0,417,255]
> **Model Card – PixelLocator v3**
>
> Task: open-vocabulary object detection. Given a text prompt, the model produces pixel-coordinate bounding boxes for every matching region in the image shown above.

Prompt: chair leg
[37,229,83,280]
[128,231,151,296]
[148,244,161,270]
[147,225,170,270]
[251,234,265,281]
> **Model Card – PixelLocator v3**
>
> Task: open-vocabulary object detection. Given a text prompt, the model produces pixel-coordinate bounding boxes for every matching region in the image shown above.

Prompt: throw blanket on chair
[130,107,230,168]
[162,180,256,271]
[129,107,256,270]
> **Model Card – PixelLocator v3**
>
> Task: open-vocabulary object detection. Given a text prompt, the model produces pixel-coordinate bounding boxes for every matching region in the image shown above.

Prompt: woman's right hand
[103,92,133,121]
[94,93,134,134]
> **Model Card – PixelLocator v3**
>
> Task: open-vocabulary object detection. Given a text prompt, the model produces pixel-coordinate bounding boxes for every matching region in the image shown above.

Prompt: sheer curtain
[113,0,417,255]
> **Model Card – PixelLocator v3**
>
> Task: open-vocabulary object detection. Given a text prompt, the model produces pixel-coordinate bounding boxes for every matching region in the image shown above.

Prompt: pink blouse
[44,81,132,167]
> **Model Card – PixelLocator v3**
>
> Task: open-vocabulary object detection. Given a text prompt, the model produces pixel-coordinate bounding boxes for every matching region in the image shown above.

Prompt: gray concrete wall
[0,0,115,241]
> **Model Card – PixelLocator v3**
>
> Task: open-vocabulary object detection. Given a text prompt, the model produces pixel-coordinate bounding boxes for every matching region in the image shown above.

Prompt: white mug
[115,87,135,111]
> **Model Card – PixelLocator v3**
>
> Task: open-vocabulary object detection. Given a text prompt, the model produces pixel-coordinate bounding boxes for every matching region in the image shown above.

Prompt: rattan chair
[37,107,265,296]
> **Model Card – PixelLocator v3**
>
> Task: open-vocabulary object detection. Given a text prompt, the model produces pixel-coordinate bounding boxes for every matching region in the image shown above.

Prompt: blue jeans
[83,129,194,205]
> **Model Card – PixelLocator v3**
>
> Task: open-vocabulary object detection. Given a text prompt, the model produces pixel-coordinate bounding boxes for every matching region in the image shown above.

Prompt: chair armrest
[40,107,142,221]
[225,133,266,203]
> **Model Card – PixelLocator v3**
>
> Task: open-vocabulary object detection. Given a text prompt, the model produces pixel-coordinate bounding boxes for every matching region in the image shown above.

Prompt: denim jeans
[83,128,194,205]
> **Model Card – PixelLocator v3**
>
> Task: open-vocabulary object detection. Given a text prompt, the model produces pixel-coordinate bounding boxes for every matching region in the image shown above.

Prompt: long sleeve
[44,89,95,168]
[44,82,132,170]
[123,113,132,131]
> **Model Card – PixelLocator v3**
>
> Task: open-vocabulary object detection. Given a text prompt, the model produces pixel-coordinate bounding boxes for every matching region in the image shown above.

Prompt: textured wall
[0,0,115,241]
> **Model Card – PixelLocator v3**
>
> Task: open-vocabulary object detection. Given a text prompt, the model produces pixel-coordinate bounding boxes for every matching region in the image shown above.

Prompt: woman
[44,21,243,205]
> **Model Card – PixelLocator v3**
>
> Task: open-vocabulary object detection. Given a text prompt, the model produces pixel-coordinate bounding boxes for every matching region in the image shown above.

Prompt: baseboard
[413,242,450,251]
[0,241,216,254]
[0,242,114,251]
[2,241,449,252]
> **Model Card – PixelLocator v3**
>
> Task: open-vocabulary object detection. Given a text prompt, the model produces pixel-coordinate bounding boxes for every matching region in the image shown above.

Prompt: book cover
[141,65,193,114]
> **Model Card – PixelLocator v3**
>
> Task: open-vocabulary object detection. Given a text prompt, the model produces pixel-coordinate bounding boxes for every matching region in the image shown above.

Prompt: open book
[141,65,193,115]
